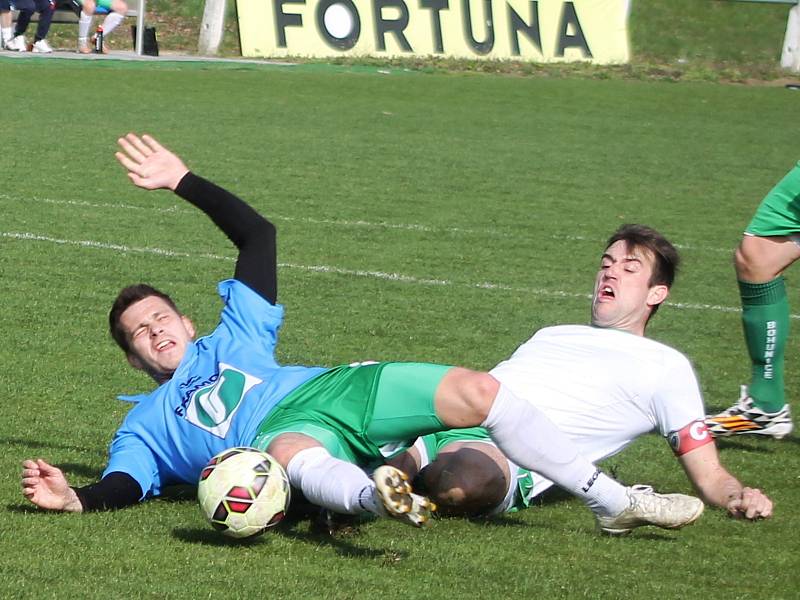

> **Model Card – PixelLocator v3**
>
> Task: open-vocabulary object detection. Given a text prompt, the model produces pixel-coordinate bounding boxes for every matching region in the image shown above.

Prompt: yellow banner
[237,0,630,64]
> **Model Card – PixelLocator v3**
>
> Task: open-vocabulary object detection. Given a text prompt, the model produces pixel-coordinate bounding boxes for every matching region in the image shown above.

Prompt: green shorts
[79,0,115,10]
[251,362,451,468]
[420,427,535,513]
[745,161,800,237]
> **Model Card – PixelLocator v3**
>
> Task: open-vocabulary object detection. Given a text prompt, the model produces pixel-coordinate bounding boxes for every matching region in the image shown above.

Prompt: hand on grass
[21,459,83,512]
[727,486,772,520]
[115,133,189,191]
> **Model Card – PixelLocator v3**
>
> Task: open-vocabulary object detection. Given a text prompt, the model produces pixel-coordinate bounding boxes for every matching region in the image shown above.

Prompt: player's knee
[112,0,127,13]
[266,433,323,469]
[734,237,797,282]
[734,244,755,279]
[82,0,96,13]
[452,369,499,418]
[735,244,775,282]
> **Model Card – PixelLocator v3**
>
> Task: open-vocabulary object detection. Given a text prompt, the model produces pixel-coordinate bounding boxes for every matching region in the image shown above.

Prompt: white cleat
[596,485,704,535]
[372,465,436,527]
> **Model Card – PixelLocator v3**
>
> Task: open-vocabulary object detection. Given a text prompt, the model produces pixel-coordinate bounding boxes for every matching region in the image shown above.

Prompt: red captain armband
[667,420,713,456]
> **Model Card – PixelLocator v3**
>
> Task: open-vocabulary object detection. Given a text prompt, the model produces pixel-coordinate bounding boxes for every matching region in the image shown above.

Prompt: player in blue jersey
[21,134,705,535]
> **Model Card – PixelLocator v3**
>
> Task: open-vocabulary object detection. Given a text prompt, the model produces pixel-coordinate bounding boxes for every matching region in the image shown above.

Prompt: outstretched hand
[115,133,190,191]
[21,459,83,512]
[727,486,772,520]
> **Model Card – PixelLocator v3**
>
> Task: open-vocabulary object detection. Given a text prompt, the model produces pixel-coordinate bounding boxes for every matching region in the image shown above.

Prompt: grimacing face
[590,240,668,336]
[119,295,196,382]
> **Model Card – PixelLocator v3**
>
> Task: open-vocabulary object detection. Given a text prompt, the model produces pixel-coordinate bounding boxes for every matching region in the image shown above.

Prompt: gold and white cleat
[373,465,436,527]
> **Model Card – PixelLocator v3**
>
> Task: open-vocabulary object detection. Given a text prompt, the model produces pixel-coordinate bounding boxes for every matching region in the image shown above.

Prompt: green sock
[739,276,789,412]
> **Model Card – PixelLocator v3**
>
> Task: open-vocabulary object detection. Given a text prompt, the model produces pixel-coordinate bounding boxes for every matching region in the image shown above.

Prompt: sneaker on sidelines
[78,38,91,54]
[372,465,436,527]
[5,34,27,52]
[32,39,53,53]
[596,485,704,536]
[705,386,793,439]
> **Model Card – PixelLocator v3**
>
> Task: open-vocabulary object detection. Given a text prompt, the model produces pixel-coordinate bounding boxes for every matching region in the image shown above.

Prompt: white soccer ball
[197,447,291,539]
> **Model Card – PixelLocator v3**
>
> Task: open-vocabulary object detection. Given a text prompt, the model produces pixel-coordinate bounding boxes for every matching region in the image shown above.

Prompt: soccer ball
[197,447,291,539]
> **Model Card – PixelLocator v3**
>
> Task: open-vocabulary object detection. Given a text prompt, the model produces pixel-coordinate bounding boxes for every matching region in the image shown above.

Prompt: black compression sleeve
[174,172,278,304]
[73,472,143,512]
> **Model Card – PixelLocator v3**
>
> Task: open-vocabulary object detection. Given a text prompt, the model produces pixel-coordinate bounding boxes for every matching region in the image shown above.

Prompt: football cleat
[705,386,793,439]
[372,465,436,527]
[596,485,704,536]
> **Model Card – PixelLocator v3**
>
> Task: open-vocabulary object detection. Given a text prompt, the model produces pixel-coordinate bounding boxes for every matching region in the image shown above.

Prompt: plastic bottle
[94,25,104,53]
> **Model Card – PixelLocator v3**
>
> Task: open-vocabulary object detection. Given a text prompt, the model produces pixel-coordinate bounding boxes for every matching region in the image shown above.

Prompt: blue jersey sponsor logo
[183,362,263,438]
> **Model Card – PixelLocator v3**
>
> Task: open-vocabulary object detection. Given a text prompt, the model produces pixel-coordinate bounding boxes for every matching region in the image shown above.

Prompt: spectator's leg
[14,9,32,37]
[99,0,125,39]
[34,0,54,43]
[77,0,95,51]
[0,7,13,45]
[100,11,123,37]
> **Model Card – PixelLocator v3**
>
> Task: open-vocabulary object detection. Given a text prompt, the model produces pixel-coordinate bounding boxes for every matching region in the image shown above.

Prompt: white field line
[3,230,793,319]
[1,193,733,253]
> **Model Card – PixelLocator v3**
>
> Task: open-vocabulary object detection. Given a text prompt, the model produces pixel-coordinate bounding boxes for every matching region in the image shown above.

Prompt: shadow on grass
[277,524,402,559]
[172,519,400,559]
[157,485,197,503]
[599,530,686,542]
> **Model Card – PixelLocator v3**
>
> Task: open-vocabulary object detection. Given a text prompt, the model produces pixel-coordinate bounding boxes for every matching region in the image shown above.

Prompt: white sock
[286,447,379,516]
[482,385,628,517]
[78,11,93,40]
[2,27,13,42]
[101,12,124,36]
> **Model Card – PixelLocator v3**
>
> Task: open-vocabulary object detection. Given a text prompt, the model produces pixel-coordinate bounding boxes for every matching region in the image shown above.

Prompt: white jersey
[489,324,705,498]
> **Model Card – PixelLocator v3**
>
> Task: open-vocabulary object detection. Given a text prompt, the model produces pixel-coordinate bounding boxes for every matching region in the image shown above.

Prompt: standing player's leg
[706,162,800,439]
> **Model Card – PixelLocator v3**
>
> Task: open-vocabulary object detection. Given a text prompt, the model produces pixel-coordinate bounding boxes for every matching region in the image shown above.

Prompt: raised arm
[115,133,277,304]
[678,443,773,519]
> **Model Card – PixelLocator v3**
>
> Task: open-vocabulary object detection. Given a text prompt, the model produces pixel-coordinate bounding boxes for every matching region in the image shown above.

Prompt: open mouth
[155,340,175,352]
[598,285,615,300]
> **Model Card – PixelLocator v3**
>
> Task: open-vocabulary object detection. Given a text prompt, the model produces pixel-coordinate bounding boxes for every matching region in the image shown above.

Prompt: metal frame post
[135,0,145,56]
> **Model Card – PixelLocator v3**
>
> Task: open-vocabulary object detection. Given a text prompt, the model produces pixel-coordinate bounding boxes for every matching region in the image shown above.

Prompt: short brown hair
[109,284,180,354]
[604,224,680,317]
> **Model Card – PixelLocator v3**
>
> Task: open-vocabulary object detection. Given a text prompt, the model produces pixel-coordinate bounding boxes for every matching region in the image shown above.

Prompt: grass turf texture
[0,59,798,599]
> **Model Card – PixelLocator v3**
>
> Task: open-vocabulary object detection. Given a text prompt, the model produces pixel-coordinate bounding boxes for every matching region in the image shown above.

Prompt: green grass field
[0,55,798,598]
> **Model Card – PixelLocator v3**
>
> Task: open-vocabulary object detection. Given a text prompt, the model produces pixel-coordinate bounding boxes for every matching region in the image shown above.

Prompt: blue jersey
[103,279,327,498]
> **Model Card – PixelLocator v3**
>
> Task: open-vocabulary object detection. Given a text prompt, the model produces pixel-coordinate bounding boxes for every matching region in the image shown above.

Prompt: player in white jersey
[392,225,773,523]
